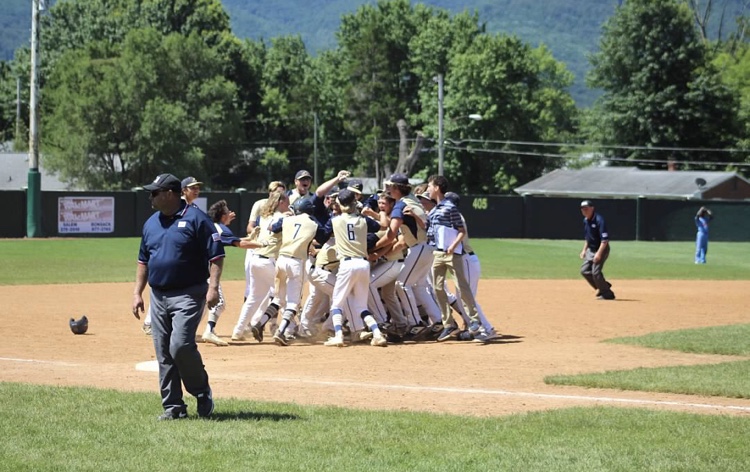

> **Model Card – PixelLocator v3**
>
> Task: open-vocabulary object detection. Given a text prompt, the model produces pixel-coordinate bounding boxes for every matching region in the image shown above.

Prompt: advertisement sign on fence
[58,196,115,234]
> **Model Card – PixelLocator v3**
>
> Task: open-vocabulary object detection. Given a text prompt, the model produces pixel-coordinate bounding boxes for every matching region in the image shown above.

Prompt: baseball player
[372,173,442,340]
[287,169,314,205]
[264,197,326,346]
[231,190,288,341]
[366,193,409,332]
[323,189,387,347]
[201,200,267,346]
[243,181,286,299]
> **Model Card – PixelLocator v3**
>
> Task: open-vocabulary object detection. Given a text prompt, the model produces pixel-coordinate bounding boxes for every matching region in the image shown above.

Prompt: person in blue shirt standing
[694,206,712,264]
[132,173,225,421]
[579,200,615,300]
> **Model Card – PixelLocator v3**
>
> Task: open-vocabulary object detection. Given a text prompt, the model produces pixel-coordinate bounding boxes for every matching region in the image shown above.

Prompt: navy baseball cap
[337,188,356,207]
[386,173,409,185]
[144,174,182,193]
[295,169,312,180]
[346,178,363,194]
[181,176,203,189]
[580,200,594,208]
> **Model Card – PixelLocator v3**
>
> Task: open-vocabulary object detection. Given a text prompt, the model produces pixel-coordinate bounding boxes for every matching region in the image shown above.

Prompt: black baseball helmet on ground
[292,197,315,216]
[69,315,88,335]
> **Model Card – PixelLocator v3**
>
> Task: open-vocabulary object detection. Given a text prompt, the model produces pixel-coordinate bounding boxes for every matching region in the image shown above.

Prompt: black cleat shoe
[196,389,214,418]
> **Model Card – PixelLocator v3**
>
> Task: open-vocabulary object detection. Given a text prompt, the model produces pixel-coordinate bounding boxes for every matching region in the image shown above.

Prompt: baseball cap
[580,200,594,208]
[346,178,363,194]
[181,176,203,189]
[445,192,460,206]
[337,188,356,208]
[385,173,409,186]
[417,191,435,203]
[295,169,312,180]
[144,173,182,193]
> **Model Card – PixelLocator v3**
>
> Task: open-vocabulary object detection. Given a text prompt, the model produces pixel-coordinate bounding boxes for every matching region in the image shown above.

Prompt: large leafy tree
[445,36,577,193]
[586,0,739,168]
[336,0,420,179]
[42,29,243,189]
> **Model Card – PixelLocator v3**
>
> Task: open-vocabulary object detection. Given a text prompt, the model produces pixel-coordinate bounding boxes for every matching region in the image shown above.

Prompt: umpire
[132,173,225,420]
[579,200,615,300]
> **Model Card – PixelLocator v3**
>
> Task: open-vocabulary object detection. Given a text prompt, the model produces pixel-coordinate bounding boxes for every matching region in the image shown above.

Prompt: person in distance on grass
[579,200,615,300]
[694,206,712,264]
[132,173,223,421]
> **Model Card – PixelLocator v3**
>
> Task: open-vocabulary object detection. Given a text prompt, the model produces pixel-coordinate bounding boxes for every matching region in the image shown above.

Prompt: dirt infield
[2,279,749,417]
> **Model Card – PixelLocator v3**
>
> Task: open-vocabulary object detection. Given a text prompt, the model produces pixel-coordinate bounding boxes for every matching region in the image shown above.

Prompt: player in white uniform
[201,200,268,346]
[231,190,288,341]
[243,181,286,299]
[323,189,387,347]
[372,174,442,341]
[366,193,408,332]
[265,198,326,346]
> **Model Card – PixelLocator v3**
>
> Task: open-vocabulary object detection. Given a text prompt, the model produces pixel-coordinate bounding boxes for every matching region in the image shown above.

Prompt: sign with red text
[58,197,115,234]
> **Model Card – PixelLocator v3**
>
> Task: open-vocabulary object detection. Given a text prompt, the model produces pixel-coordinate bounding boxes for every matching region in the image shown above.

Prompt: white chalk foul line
[0,356,81,367]
[4,356,750,413]
[259,377,750,413]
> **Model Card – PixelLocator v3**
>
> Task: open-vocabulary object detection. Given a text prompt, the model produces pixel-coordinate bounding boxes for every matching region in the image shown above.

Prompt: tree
[42,29,243,189]
[586,0,739,168]
[337,0,420,179]
[445,35,577,193]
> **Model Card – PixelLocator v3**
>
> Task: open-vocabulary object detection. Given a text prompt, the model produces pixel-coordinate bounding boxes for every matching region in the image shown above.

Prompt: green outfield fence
[1,190,749,241]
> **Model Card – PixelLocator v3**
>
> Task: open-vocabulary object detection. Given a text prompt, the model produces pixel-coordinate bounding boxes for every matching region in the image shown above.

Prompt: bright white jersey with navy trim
[279,214,320,259]
[332,213,380,259]
[254,212,284,258]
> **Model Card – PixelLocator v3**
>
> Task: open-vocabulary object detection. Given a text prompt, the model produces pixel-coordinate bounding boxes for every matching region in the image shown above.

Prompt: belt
[343,256,365,261]
[468,252,475,256]
[397,259,405,263]
[255,254,269,259]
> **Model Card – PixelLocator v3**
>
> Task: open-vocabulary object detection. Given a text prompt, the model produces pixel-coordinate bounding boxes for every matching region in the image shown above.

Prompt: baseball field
[1,238,749,471]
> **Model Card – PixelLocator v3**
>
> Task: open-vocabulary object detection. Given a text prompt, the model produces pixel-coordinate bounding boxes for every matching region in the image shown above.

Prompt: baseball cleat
[230,331,246,342]
[273,331,291,346]
[436,325,459,342]
[370,334,388,347]
[250,323,264,343]
[323,336,345,347]
[202,328,229,346]
[359,330,374,341]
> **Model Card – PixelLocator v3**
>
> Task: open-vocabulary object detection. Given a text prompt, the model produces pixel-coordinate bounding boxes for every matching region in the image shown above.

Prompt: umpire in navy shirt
[579,200,615,300]
[132,173,225,420]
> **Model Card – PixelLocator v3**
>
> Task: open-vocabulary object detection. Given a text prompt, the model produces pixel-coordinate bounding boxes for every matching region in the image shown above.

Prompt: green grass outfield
[1,238,748,285]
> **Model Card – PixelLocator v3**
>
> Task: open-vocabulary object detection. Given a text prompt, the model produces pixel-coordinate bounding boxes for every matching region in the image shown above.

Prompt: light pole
[437,74,445,176]
[27,0,42,237]
[436,73,482,176]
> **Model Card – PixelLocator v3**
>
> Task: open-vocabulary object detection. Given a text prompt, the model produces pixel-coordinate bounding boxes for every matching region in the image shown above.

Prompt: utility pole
[437,73,445,176]
[27,0,42,237]
[15,76,21,145]
[313,111,319,186]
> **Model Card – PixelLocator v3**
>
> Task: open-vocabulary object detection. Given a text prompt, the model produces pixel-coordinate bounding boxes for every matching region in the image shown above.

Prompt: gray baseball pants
[150,283,211,415]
